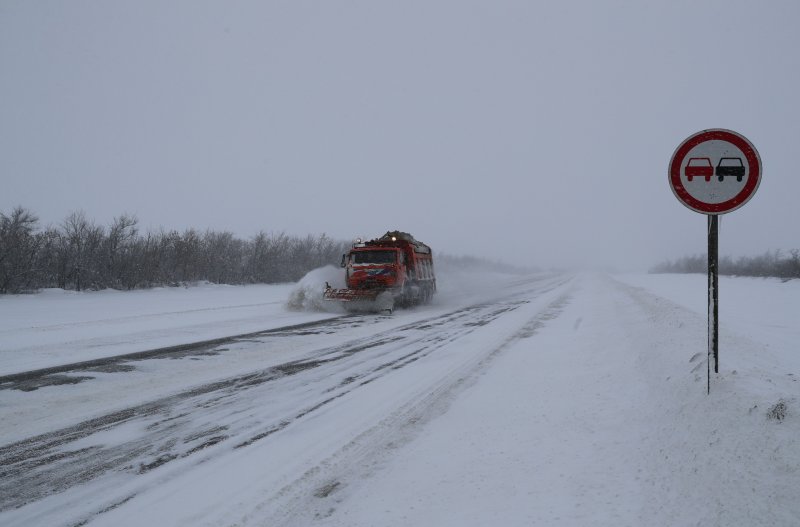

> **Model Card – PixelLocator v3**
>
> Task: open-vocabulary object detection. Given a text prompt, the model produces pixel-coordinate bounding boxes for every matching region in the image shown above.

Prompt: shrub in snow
[767,400,787,422]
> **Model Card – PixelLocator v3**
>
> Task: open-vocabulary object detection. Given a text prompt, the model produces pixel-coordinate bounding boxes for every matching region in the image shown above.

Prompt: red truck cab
[345,246,404,290]
[326,231,436,311]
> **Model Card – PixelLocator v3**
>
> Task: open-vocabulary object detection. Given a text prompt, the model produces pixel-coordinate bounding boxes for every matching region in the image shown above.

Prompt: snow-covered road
[1,272,798,526]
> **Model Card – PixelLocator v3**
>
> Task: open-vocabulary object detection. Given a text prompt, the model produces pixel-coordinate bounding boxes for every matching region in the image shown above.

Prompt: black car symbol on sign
[716,157,745,182]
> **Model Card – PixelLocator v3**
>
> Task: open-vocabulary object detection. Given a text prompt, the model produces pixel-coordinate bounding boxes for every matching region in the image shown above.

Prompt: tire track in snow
[0,275,572,519]
[0,316,368,390]
[247,291,574,527]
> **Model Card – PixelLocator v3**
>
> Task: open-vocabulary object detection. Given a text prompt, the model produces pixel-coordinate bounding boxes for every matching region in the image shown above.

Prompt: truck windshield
[351,251,396,264]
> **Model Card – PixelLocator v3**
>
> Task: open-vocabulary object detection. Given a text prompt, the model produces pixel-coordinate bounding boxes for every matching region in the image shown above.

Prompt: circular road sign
[669,129,762,214]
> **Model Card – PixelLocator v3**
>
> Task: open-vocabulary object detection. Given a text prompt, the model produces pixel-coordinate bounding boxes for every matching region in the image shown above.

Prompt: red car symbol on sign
[685,157,713,182]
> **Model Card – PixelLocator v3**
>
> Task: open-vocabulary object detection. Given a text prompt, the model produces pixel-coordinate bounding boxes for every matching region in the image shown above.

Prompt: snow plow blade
[323,283,394,313]
[323,287,381,302]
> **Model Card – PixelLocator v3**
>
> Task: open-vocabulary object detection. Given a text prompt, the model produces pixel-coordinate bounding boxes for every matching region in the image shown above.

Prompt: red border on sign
[669,129,762,214]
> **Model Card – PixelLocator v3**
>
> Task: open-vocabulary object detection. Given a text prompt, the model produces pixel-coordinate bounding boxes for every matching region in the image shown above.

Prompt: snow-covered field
[1,271,798,526]
[0,281,330,376]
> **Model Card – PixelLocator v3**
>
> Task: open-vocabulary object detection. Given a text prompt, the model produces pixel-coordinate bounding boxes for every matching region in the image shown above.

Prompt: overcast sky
[2,0,799,271]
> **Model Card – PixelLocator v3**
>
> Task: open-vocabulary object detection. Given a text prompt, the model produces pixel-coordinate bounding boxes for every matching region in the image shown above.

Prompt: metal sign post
[669,129,761,393]
[707,215,719,393]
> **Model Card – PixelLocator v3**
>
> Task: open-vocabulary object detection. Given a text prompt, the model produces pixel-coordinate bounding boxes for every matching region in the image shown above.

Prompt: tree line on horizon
[0,206,351,294]
[650,249,800,280]
[0,206,531,295]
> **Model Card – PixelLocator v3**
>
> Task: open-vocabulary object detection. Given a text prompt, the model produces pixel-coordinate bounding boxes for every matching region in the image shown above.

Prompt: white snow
[0,281,337,376]
[1,271,798,526]
[310,274,800,526]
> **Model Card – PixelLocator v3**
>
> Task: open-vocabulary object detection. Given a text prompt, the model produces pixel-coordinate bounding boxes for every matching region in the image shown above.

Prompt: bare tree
[102,214,138,288]
[0,207,41,293]
[203,230,245,284]
[58,211,105,291]
[247,231,273,283]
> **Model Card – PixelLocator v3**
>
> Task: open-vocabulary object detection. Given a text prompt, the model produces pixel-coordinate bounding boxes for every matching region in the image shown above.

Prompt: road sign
[669,129,762,214]
[668,128,762,394]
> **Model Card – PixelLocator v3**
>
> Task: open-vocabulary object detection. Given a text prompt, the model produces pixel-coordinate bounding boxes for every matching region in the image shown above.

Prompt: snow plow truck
[324,231,436,313]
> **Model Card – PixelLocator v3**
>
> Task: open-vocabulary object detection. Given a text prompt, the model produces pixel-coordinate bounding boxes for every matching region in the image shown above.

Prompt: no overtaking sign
[668,128,762,394]
[669,129,762,214]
